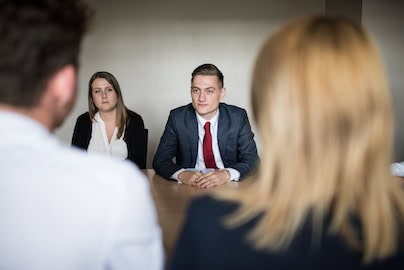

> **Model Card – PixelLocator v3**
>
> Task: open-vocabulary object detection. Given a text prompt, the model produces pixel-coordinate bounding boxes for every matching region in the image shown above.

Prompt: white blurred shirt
[0,111,164,270]
[391,162,404,177]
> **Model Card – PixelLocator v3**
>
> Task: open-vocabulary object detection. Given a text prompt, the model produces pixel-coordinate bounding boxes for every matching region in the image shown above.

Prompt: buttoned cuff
[225,168,240,181]
[170,168,185,184]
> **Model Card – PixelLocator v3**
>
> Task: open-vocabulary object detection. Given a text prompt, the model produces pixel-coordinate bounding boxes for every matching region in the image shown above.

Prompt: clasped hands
[178,169,230,189]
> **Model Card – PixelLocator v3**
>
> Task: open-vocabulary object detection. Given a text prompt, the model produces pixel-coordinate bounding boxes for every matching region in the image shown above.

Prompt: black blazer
[152,103,259,180]
[169,195,404,270]
[71,109,147,169]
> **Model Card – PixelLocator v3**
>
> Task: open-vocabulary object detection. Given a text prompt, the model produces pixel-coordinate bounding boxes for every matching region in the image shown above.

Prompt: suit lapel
[217,104,228,159]
[185,105,199,165]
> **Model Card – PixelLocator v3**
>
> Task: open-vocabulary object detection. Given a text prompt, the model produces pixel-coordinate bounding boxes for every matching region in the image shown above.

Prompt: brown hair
[191,63,224,88]
[88,71,128,138]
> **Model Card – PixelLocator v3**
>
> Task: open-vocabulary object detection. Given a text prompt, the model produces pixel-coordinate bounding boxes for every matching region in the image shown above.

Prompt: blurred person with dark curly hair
[0,1,163,269]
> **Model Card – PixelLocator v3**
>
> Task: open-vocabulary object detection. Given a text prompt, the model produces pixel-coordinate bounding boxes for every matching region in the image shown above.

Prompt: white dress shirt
[0,111,164,270]
[171,110,240,181]
[88,112,128,161]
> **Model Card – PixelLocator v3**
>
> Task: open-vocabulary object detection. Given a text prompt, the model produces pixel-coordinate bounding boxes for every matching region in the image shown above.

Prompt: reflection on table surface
[141,169,252,259]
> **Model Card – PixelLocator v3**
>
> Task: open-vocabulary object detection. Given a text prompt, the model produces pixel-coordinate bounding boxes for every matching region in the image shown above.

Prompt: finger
[189,176,201,185]
[199,177,217,188]
[194,174,209,183]
[184,173,199,186]
[196,177,211,188]
[201,180,217,189]
[201,174,227,188]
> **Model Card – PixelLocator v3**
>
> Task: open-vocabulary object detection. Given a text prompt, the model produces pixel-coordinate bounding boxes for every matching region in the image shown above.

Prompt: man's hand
[178,171,202,186]
[194,170,230,189]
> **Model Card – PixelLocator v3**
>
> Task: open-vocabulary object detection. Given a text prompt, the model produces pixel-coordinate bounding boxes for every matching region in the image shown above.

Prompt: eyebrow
[191,87,216,90]
[93,86,113,90]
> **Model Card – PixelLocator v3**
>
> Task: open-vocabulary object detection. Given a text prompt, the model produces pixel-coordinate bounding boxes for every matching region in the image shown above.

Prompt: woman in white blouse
[72,71,147,168]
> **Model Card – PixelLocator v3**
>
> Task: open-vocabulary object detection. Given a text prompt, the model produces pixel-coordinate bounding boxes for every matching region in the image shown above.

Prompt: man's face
[191,75,225,120]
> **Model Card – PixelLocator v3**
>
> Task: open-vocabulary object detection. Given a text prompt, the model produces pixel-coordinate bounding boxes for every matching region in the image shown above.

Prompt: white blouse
[87,112,128,161]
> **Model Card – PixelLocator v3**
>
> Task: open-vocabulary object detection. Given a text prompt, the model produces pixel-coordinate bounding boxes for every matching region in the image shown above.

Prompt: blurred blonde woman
[169,16,404,269]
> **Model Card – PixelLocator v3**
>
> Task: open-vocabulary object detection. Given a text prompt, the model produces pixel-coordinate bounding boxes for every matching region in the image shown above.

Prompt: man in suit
[0,1,163,269]
[153,63,258,188]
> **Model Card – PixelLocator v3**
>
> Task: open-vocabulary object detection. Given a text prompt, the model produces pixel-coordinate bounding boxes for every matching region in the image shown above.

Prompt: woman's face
[91,78,118,113]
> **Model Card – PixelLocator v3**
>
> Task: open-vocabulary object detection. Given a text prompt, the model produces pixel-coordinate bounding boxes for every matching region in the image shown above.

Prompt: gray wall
[362,0,404,161]
[55,0,404,167]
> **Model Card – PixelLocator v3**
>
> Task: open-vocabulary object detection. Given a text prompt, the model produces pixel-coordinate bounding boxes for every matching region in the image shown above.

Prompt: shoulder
[170,103,193,114]
[187,195,239,221]
[60,149,154,230]
[63,145,148,193]
[166,104,195,120]
[126,109,143,121]
[219,103,250,126]
[183,195,260,248]
[126,109,145,127]
[219,103,247,116]
[76,112,91,128]
[73,112,91,133]
[75,112,91,124]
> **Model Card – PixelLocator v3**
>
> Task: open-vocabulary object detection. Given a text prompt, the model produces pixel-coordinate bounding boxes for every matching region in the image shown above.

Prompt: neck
[196,109,219,121]
[99,109,116,123]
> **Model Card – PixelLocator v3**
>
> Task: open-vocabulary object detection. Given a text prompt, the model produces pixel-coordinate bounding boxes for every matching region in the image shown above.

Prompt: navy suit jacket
[152,103,259,180]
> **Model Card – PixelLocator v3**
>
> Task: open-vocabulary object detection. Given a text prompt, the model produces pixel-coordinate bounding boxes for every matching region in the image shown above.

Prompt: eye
[206,89,214,95]
[191,88,200,94]
[93,89,101,95]
[106,88,114,93]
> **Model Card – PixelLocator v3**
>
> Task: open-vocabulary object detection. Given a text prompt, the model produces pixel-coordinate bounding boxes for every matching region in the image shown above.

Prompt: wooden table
[143,171,403,262]
[141,169,251,259]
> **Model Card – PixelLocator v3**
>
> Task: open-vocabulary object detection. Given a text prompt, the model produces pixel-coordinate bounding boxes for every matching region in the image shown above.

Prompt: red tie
[203,122,217,169]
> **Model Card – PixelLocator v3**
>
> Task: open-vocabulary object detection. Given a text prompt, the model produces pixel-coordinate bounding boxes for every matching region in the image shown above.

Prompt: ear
[48,65,77,105]
[220,87,226,100]
[43,65,77,130]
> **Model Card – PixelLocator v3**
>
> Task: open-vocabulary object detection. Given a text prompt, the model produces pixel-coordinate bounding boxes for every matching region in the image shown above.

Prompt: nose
[101,90,107,98]
[198,91,206,101]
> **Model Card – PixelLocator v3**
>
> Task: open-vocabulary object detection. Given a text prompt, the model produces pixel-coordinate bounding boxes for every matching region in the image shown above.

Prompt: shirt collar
[94,112,103,122]
[195,109,220,127]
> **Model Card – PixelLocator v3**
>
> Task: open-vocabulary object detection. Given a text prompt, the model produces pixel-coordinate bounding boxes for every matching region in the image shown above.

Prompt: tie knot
[204,122,211,130]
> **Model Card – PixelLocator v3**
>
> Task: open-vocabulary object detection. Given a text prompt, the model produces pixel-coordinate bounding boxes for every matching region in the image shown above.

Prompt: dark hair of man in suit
[0,0,92,108]
[191,63,224,88]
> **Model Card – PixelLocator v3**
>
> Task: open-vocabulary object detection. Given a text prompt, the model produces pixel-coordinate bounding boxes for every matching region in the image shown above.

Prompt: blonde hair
[217,16,404,263]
